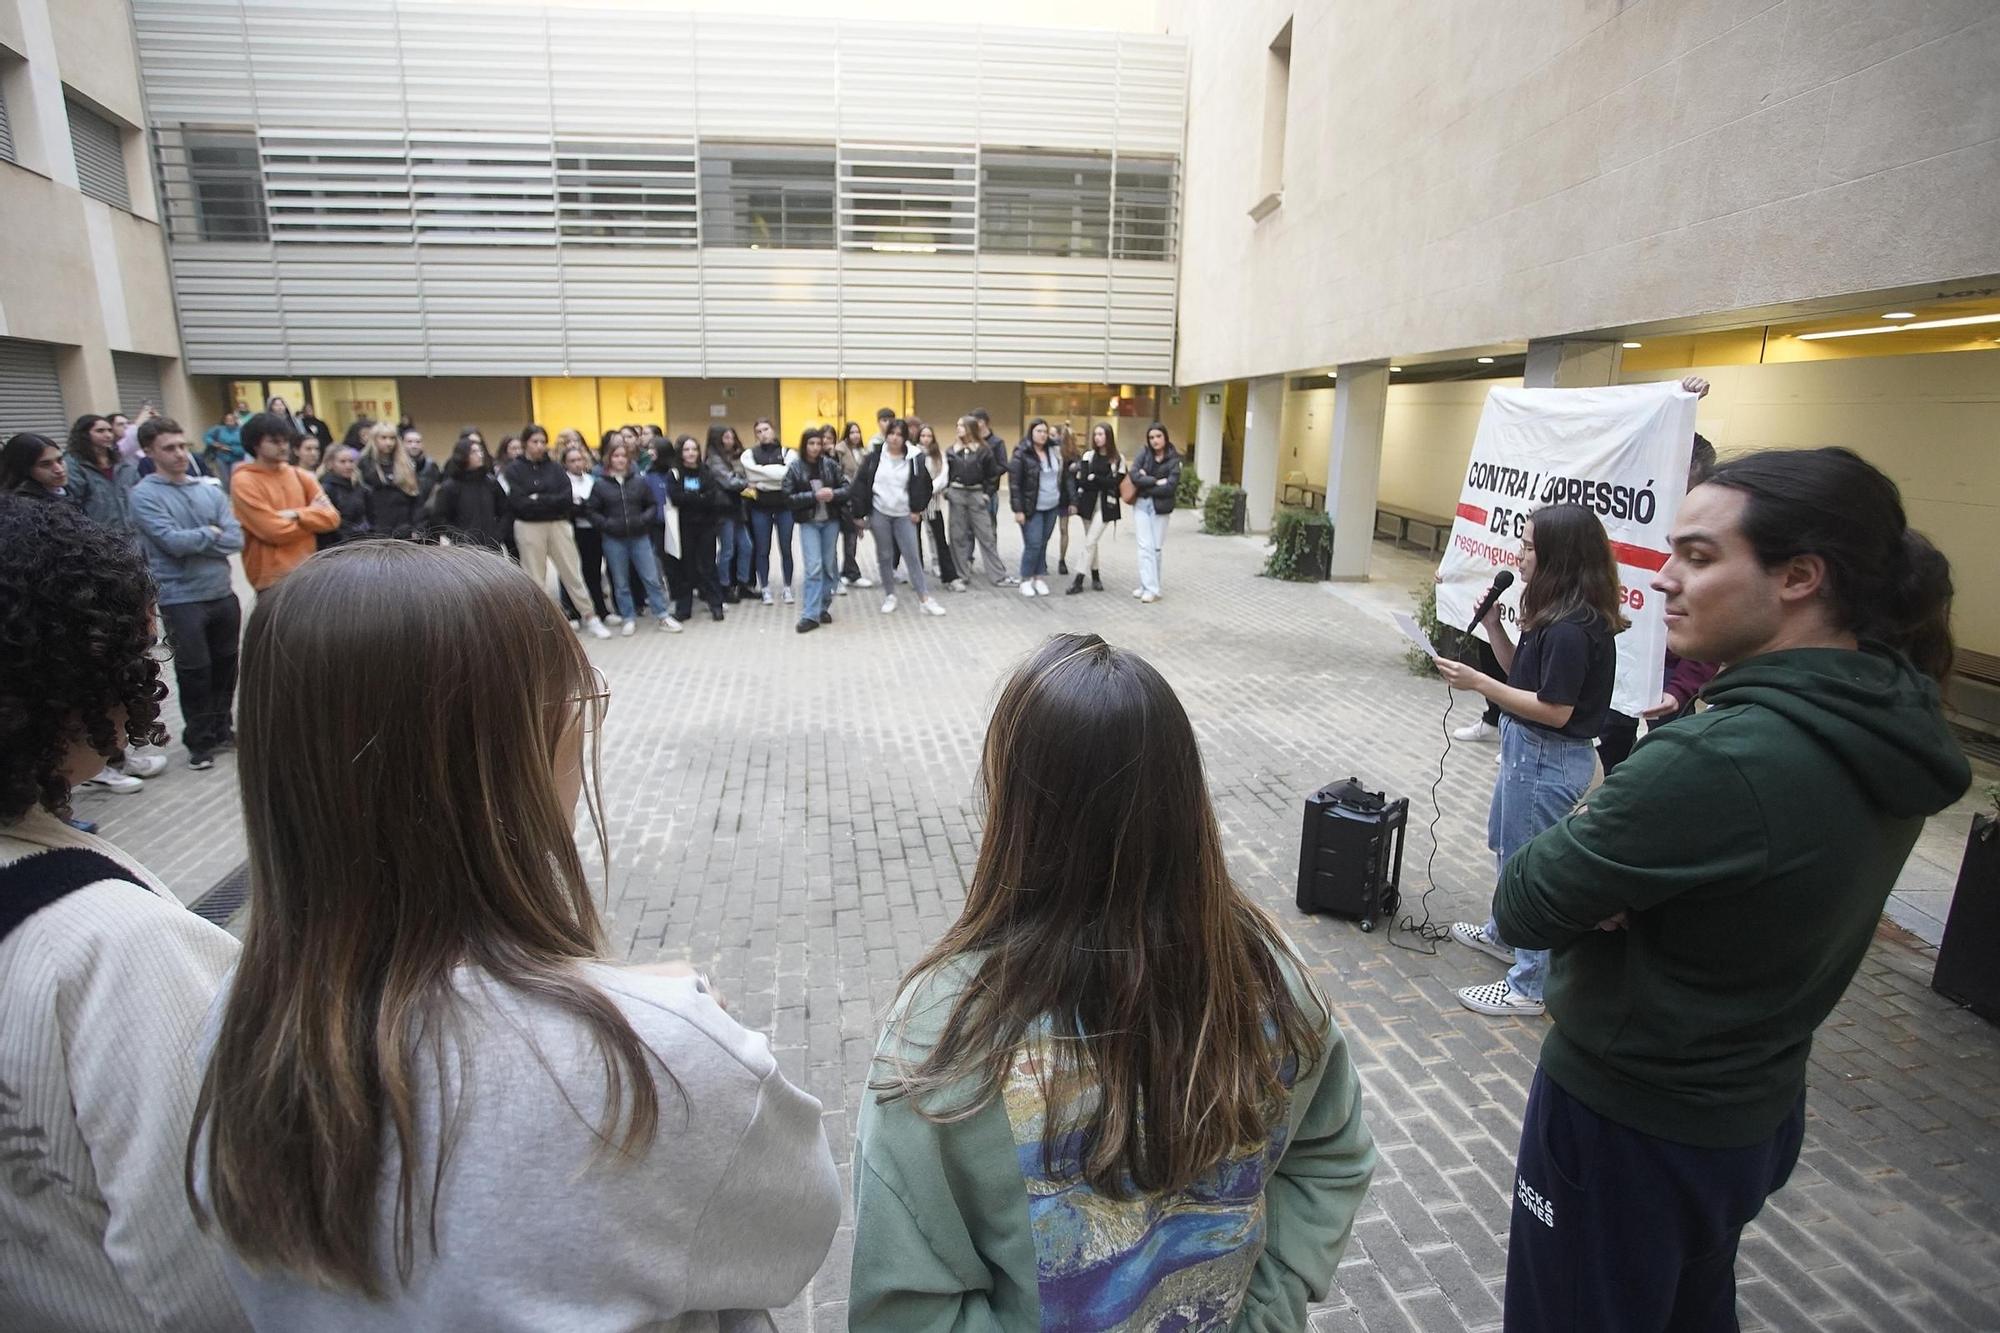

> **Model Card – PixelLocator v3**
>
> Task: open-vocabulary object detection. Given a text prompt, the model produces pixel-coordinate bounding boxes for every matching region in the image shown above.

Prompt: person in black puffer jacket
[430,434,510,551]
[587,439,676,634]
[316,445,369,549]
[503,424,606,638]
[666,435,729,623]
[1128,421,1183,603]
[1064,422,1125,594]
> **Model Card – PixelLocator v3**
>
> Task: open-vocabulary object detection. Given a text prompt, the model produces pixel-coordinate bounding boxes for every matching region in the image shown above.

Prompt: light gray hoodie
[128,472,243,605]
[196,965,840,1332]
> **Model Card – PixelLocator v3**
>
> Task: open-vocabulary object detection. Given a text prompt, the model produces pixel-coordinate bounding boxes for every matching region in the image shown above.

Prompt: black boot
[1065,574,1086,595]
[1091,570,1104,591]
[1059,558,1068,575]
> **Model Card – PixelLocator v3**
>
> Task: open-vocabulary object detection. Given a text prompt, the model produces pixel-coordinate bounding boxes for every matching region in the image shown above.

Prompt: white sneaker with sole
[949,579,969,592]
[1020,580,1038,597]
[1033,577,1050,596]
[620,620,636,637]
[783,587,794,604]
[1140,591,1159,604]
[658,615,683,633]
[118,754,168,778]
[854,575,875,589]
[921,598,947,617]
[1450,921,1515,964]
[761,587,774,605]
[1456,981,1545,1017]
[604,613,624,627]
[1452,719,1499,743]
[585,618,612,640]
[880,594,897,613]
[1132,587,1145,599]
[82,767,143,795]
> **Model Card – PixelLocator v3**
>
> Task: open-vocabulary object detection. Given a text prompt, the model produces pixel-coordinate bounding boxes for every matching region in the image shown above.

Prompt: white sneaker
[761,587,773,605]
[1456,981,1545,1017]
[585,618,612,640]
[568,617,583,631]
[840,575,855,587]
[782,586,794,604]
[854,575,875,589]
[1139,592,1159,604]
[620,620,636,637]
[997,575,1021,586]
[1450,921,1515,964]
[921,598,947,617]
[949,579,969,592]
[1453,719,1499,743]
[83,766,143,795]
[880,594,897,613]
[658,615,683,633]
[604,613,624,627]
[1020,580,1038,597]
[1033,578,1050,596]
[117,754,168,778]
[837,582,849,596]
[1132,587,1145,599]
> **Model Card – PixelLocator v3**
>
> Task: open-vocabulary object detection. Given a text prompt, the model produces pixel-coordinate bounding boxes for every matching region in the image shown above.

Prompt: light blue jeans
[601,533,668,620]
[800,519,839,620]
[1485,715,1597,1000]
[1020,506,1058,578]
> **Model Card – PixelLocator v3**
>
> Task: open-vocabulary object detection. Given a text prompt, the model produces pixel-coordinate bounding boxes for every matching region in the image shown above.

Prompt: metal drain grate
[1951,723,2000,769]
[190,861,250,925]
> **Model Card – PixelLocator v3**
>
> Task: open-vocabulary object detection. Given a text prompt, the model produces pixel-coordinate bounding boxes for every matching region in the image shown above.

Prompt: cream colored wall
[914,380,1025,448]
[1377,380,1523,518]
[665,379,780,445]
[49,0,143,126]
[1168,0,2000,383]
[1624,349,2000,658]
[397,378,532,456]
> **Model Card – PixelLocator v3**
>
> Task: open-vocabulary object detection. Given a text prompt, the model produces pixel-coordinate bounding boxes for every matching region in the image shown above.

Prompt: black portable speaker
[1296,777,1408,932]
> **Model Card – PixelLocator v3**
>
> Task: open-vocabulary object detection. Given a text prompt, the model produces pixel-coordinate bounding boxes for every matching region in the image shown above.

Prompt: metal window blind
[699,143,836,250]
[556,141,698,246]
[0,338,68,437]
[839,145,976,255]
[980,150,1111,258]
[156,126,269,241]
[111,352,164,417]
[67,99,132,208]
[1113,157,1177,262]
[0,86,14,164]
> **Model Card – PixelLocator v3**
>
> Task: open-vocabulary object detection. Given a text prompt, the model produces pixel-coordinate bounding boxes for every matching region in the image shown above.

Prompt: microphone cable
[1390,657,1465,956]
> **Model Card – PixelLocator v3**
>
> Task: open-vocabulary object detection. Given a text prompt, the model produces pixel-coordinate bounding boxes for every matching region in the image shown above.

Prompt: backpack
[0,848,149,946]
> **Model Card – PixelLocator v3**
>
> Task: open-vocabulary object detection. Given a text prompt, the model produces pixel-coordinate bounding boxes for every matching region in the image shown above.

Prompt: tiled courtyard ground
[78,520,2000,1331]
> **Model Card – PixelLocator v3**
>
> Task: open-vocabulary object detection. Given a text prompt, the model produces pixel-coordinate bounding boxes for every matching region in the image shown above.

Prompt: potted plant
[1263,506,1333,581]
[1175,466,1204,511]
[1933,782,2000,1022]
[1201,482,1246,535]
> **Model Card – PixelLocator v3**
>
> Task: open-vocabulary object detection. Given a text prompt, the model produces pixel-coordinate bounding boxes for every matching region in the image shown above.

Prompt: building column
[1523,338,1622,388]
[1193,384,1226,485]
[1325,360,1389,580]
[1241,374,1284,532]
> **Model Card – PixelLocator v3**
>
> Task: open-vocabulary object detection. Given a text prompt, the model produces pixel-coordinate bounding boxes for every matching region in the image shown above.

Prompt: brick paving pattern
[82,521,2000,1330]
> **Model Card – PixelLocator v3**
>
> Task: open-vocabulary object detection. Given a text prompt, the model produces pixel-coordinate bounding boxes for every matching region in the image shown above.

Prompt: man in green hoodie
[1492,447,1969,1332]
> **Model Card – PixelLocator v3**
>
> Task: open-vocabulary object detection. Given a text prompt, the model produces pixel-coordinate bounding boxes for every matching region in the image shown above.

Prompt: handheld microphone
[1466,570,1515,632]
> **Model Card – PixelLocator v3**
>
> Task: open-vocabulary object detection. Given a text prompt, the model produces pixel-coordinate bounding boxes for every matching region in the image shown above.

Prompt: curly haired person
[0,495,248,1331]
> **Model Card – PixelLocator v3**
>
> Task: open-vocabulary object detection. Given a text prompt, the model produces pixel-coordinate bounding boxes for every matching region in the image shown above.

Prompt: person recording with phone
[1433,504,1624,1018]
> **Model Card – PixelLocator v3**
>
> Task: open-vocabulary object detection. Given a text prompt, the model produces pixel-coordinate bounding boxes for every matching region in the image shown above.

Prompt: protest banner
[1434,383,1698,719]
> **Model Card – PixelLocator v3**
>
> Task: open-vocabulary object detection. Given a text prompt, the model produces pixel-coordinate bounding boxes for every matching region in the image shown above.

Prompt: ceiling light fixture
[1882,311,1915,319]
[1796,312,2000,341]
[1389,366,1402,372]
[1476,356,1495,364]
[1622,341,1643,349]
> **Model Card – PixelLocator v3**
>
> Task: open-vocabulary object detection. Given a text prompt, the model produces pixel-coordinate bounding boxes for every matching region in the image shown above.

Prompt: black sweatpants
[159,595,242,759]
[559,524,611,621]
[1506,1068,1805,1332]
[1598,711,1641,774]
[675,517,723,620]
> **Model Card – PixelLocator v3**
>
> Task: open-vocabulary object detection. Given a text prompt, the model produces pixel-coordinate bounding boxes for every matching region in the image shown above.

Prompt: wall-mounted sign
[710,404,728,418]
[1203,392,1222,405]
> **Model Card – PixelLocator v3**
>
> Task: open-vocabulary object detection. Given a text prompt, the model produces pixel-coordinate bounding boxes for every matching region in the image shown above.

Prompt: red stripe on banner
[1455,502,1488,525]
[1611,541,1670,572]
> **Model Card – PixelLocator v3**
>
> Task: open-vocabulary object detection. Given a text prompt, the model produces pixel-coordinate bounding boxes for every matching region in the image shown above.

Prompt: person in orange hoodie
[230,412,339,592]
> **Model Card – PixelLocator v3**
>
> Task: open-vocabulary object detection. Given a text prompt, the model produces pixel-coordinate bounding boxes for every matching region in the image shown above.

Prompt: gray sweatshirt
[197,965,840,1332]
[128,473,243,605]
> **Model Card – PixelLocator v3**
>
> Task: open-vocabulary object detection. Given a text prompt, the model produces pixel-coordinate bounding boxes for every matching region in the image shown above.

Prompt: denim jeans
[800,519,840,620]
[1133,498,1167,595]
[717,514,751,587]
[750,506,796,589]
[601,533,669,620]
[1485,715,1598,1000]
[1019,506,1057,579]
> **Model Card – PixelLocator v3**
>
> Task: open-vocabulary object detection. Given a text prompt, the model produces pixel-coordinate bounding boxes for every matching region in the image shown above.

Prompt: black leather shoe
[1065,574,1085,595]
[819,610,833,625]
[1091,571,1104,591]
[796,618,818,634]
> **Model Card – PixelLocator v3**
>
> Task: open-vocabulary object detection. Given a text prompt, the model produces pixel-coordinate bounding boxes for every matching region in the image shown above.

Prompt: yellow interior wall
[846,379,913,426]
[307,378,398,442]
[531,378,602,444]
[596,378,666,441]
[664,379,780,444]
[779,379,843,445]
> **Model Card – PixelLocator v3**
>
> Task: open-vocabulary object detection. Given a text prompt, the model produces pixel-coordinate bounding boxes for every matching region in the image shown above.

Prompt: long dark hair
[1706,447,1954,683]
[66,414,111,464]
[1089,422,1121,466]
[874,634,1325,1197]
[704,423,733,463]
[443,434,487,480]
[1519,503,1629,634]
[189,544,677,1296]
[2,433,59,491]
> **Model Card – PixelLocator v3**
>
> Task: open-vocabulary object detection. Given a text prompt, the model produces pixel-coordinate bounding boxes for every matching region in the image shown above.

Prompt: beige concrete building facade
[0,0,193,432]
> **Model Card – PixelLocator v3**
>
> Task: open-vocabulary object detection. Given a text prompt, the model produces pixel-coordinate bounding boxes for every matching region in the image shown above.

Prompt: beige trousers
[515,519,596,618]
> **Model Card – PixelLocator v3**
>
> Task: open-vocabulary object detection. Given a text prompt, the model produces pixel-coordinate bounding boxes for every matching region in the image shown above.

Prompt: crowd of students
[0,389,1974,1330]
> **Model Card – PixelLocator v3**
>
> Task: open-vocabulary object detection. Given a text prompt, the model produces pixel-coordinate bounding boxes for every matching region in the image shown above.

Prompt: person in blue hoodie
[1489,447,1971,1332]
[127,419,245,772]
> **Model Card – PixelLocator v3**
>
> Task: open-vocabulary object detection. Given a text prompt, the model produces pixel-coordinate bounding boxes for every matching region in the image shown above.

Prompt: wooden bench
[1374,503,1454,556]
[1281,473,1326,510]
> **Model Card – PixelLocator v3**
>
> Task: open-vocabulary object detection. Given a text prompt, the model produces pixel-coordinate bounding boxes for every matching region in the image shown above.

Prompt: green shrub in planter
[1263,506,1333,581]
[1175,465,1204,510]
[1201,483,1246,535]
[1406,581,1444,677]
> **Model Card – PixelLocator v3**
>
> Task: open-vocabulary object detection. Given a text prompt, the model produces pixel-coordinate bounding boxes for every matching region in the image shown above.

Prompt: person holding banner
[1434,504,1625,1017]
[1487,448,1968,1330]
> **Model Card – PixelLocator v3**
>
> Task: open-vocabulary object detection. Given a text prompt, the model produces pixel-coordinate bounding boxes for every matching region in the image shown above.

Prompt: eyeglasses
[568,665,611,716]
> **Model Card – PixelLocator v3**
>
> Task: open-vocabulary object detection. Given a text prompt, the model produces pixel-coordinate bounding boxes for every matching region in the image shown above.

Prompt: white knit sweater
[0,808,248,1332]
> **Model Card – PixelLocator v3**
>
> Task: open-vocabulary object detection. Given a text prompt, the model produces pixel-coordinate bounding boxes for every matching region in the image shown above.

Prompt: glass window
[980,150,1111,259]
[699,143,835,250]
[1113,157,1176,262]
[557,142,698,245]
[839,148,976,253]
